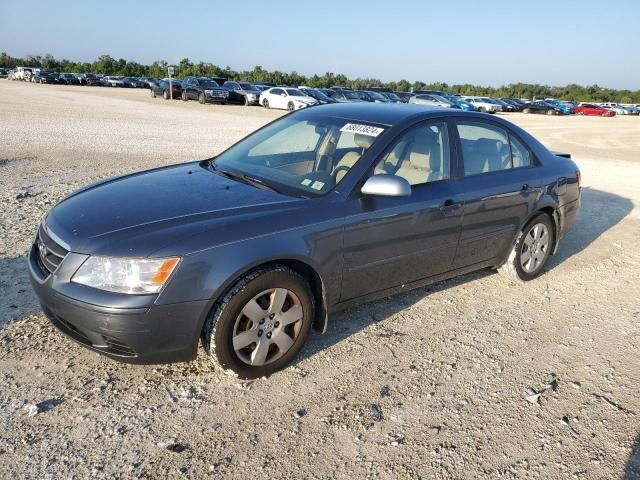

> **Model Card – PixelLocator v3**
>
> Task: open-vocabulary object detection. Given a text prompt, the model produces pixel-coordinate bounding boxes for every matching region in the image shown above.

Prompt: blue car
[545,99,574,114]
[29,104,581,378]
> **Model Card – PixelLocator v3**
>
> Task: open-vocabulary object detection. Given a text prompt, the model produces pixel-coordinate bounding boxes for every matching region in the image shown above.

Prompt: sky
[1,0,639,89]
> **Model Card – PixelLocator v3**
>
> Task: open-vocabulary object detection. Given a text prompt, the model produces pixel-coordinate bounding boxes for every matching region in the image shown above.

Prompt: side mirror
[361,174,411,197]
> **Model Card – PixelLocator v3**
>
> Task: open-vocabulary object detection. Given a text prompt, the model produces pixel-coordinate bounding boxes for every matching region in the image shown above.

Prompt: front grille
[36,224,69,275]
[207,91,228,99]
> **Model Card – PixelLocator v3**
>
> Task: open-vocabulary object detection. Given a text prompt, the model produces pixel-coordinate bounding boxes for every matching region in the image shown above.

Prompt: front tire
[182,90,188,101]
[198,93,205,104]
[203,265,314,379]
[523,108,530,114]
[499,213,555,282]
[546,109,555,115]
[150,89,156,98]
[163,90,169,100]
[263,99,270,109]
[287,101,295,111]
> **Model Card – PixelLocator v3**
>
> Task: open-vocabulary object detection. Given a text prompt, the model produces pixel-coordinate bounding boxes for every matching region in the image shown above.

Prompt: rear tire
[498,213,555,282]
[202,265,314,379]
[478,106,486,113]
[243,95,249,106]
[182,90,188,101]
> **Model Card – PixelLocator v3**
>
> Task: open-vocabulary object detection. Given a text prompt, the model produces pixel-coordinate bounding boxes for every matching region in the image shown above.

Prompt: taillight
[576,169,581,188]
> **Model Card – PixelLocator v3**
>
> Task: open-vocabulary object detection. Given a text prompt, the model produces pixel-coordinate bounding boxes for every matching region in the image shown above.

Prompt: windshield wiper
[210,163,279,193]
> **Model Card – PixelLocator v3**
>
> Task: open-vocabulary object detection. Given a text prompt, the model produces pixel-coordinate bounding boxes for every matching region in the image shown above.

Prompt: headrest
[354,133,375,149]
[475,138,503,155]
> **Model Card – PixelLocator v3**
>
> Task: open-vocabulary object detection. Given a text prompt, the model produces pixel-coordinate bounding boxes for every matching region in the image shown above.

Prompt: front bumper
[27,243,209,364]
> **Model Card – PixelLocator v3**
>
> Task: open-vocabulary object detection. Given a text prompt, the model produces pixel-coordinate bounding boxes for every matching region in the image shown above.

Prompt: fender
[497,198,560,268]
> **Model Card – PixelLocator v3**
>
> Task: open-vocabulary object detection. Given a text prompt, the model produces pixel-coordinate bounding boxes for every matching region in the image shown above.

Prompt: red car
[574,103,616,117]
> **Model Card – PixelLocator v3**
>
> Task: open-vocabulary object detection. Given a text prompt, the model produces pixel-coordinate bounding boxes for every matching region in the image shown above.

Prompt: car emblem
[38,238,48,258]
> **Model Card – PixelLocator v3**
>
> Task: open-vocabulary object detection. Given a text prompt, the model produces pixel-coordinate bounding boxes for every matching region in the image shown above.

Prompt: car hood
[292,96,317,104]
[45,162,306,257]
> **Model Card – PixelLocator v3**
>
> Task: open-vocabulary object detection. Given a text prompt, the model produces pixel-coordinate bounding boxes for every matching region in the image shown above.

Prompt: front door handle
[440,199,463,217]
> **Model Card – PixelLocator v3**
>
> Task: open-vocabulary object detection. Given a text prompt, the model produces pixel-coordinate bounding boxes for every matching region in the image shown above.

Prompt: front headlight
[72,256,180,294]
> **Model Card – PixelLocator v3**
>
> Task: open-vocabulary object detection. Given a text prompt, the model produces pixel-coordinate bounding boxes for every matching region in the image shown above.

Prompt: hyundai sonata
[29,104,581,378]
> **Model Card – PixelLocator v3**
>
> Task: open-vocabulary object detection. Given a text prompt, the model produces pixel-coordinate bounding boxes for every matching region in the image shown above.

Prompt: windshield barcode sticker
[340,123,384,137]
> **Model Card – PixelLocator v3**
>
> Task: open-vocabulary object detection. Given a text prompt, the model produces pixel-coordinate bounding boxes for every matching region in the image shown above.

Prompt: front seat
[393,130,441,185]
[332,133,375,182]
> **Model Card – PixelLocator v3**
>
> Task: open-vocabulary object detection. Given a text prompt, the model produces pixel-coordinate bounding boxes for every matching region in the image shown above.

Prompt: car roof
[297,102,474,126]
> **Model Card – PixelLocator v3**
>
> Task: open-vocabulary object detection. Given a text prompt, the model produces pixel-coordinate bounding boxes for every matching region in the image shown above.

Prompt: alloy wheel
[520,223,550,274]
[232,288,304,366]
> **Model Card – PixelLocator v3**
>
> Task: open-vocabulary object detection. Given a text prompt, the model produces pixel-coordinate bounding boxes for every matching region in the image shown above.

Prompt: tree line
[2,52,639,103]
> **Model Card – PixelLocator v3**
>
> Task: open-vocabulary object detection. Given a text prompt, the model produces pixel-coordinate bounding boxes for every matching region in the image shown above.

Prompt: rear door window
[456,122,512,175]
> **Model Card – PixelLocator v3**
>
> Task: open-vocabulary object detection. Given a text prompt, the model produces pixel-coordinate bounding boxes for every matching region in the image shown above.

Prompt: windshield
[201,80,220,88]
[212,116,383,197]
[286,88,304,96]
[343,91,360,99]
[432,95,453,105]
[367,91,386,100]
[240,82,258,91]
[313,89,332,101]
[385,92,401,101]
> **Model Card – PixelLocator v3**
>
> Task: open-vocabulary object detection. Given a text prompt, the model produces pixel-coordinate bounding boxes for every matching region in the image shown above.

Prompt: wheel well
[273,259,327,333]
[537,207,560,253]
[209,259,328,335]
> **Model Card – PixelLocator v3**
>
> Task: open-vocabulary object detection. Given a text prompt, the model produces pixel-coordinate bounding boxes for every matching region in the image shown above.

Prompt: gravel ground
[1,81,639,479]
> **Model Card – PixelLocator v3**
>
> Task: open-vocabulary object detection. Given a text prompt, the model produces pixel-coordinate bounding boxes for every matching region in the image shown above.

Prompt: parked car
[326,89,364,103]
[543,99,574,114]
[14,67,34,81]
[105,76,126,87]
[574,103,615,116]
[366,87,403,103]
[394,92,414,103]
[521,101,564,115]
[298,87,337,104]
[58,73,81,85]
[461,97,502,113]
[32,71,59,84]
[0,68,9,78]
[600,103,631,115]
[409,94,456,108]
[150,79,183,99]
[492,98,518,112]
[181,77,229,104]
[222,81,261,105]
[260,87,318,110]
[121,77,147,88]
[357,90,392,103]
[28,103,581,378]
[500,98,524,111]
[81,73,103,86]
[138,77,160,88]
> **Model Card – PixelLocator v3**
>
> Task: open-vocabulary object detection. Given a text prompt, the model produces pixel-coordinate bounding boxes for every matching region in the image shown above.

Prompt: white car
[461,97,502,114]
[601,103,631,115]
[260,87,318,111]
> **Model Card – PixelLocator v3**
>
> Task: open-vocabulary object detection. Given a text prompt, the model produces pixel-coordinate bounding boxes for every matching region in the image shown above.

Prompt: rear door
[340,120,463,300]
[450,119,541,268]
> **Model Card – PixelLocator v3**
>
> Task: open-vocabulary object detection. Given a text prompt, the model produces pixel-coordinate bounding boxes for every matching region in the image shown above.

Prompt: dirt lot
[1,81,639,479]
